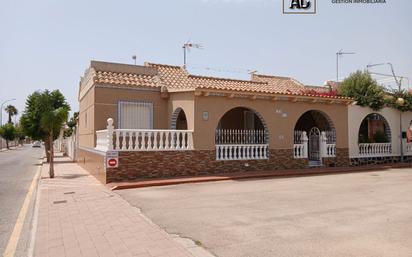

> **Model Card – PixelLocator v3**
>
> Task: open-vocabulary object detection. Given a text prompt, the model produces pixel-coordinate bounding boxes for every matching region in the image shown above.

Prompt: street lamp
[0,98,16,126]
[367,62,404,162]
[336,49,356,83]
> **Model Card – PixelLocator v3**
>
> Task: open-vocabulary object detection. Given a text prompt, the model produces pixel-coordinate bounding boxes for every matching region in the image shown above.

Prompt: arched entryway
[215,107,268,160]
[294,110,336,165]
[171,108,188,130]
[358,113,390,143]
[357,113,392,157]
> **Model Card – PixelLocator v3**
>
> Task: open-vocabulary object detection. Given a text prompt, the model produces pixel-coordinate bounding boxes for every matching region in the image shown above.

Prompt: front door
[309,127,321,162]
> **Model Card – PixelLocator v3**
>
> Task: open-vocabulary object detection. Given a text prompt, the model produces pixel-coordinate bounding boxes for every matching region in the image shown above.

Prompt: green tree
[15,124,26,145]
[40,107,69,178]
[64,111,79,138]
[5,105,18,124]
[385,90,412,112]
[339,70,386,111]
[0,123,16,149]
[20,90,70,163]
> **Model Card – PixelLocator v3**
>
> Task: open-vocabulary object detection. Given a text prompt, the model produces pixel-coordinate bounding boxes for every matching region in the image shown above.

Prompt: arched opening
[216,107,267,144]
[294,110,336,163]
[358,113,390,143]
[215,107,268,160]
[171,108,188,130]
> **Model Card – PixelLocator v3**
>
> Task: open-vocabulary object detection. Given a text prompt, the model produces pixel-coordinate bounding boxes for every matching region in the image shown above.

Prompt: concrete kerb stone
[27,156,46,257]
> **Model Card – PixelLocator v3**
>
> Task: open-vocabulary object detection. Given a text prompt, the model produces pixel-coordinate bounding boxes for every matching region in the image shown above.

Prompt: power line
[189,65,256,75]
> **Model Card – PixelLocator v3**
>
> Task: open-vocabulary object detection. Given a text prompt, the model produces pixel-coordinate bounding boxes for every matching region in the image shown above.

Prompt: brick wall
[323,148,350,167]
[350,155,412,166]
[106,148,349,183]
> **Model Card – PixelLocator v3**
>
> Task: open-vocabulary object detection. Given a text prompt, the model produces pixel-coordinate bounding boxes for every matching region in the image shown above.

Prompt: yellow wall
[193,95,349,150]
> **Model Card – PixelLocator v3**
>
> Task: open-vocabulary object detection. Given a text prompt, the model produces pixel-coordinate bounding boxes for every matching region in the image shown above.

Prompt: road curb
[109,163,412,190]
[27,159,44,257]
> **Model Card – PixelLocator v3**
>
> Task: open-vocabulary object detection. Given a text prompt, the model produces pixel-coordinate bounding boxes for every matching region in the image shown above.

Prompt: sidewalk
[33,157,213,257]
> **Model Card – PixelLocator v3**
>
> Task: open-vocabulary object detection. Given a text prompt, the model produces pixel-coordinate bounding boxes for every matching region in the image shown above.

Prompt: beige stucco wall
[348,105,401,157]
[193,95,349,150]
[78,85,351,151]
[94,86,169,131]
[78,87,95,148]
[168,92,195,130]
[78,85,170,148]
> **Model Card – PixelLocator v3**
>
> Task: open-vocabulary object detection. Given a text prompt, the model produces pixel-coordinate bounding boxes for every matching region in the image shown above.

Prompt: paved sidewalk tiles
[33,157,213,257]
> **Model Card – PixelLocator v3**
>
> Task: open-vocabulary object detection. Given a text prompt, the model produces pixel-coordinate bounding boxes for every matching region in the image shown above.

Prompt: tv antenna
[336,49,355,83]
[132,55,137,65]
[182,41,203,68]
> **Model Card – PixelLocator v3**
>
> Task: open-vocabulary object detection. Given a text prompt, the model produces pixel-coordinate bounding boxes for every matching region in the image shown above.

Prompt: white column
[302,131,308,158]
[321,131,327,158]
[107,118,114,151]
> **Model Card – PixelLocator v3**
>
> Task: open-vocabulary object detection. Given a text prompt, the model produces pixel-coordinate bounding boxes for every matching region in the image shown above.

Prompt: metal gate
[309,127,321,161]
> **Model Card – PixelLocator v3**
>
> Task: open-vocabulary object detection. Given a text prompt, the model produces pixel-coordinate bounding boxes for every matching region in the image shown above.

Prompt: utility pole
[367,62,404,162]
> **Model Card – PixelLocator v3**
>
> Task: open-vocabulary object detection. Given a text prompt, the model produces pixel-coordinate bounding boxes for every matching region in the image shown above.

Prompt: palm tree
[40,107,68,178]
[5,105,18,124]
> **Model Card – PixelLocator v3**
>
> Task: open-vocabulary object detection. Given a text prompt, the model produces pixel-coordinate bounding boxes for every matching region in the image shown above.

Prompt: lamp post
[336,49,356,83]
[0,98,16,150]
[367,63,404,162]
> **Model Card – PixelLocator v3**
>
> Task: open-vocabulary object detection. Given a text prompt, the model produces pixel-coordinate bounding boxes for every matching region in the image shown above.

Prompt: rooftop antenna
[183,41,203,69]
[132,55,137,65]
[336,49,356,83]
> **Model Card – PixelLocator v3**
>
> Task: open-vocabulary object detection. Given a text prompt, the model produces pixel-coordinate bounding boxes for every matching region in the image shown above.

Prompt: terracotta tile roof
[94,71,158,88]
[86,60,352,100]
[304,85,331,94]
[251,74,305,94]
[145,63,194,90]
[188,75,274,93]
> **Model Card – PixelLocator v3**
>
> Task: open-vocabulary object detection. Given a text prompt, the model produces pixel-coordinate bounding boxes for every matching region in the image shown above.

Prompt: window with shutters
[118,101,153,129]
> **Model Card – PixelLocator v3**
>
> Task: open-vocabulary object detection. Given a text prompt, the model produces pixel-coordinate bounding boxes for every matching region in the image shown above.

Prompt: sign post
[106,151,119,168]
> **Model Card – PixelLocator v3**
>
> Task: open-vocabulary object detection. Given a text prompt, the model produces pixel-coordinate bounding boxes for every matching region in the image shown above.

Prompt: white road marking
[3,164,41,257]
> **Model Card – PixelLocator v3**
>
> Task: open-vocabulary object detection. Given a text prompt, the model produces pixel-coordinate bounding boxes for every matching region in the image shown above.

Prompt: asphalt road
[119,169,412,257]
[0,145,43,257]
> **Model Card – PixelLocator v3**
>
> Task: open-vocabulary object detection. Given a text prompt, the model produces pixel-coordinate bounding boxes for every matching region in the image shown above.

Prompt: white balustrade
[358,143,392,157]
[109,129,193,151]
[95,129,109,151]
[216,144,268,160]
[95,118,193,151]
[293,144,306,158]
[320,132,336,158]
[293,131,308,159]
[324,144,336,157]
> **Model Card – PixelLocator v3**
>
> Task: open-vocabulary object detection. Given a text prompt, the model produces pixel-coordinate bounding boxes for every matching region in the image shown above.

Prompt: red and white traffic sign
[107,158,117,167]
[106,151,119,168]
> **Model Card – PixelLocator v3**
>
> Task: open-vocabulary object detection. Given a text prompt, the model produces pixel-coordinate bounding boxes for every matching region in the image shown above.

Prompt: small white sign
[106,151,119,168]
[202,111,209,121]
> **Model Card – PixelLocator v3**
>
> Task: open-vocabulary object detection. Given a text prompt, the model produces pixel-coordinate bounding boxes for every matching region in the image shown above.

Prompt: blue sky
[0,0,411,122]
